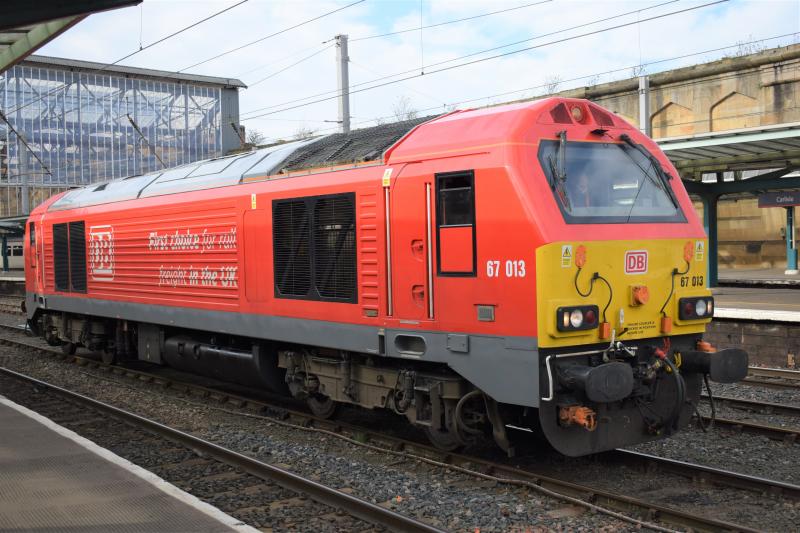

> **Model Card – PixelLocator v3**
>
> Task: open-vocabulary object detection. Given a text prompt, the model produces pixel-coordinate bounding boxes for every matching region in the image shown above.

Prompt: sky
[39,0,800,143]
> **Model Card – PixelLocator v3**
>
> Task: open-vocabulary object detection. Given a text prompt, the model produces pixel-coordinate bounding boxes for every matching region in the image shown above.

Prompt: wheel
[61,342,77,356]
[44,331,61,346]
[100,348,117,365]
[425,426,464,452]
[307,394,337,418]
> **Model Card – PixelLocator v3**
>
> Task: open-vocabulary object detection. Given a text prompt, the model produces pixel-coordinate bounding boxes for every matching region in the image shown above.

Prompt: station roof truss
[1,1,141,75]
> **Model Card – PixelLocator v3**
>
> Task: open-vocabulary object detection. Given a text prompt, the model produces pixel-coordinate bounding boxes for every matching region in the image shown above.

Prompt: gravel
[0,335,633,532]
[4,313,800,532]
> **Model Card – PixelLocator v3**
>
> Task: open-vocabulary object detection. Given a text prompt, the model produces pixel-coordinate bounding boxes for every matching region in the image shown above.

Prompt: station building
[0,55,245,217]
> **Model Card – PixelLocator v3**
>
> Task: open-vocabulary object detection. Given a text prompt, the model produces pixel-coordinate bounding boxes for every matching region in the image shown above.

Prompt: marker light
[570,105,584,122]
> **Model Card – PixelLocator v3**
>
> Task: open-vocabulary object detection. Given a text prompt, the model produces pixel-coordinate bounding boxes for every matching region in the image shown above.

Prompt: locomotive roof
[47,115,439,212]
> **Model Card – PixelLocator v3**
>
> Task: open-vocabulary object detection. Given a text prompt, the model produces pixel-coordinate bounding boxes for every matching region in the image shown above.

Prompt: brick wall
[704,320,800,368]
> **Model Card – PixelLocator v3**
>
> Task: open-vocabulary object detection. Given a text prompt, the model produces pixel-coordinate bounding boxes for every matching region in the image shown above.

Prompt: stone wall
[547,44,800,141]
[537,43,800,271]
[704,319,800,368]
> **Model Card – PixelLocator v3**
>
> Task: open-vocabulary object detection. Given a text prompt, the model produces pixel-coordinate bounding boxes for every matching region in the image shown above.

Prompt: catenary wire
[248,33,798,144]
[241,0,728,120]
[351,0,552,41]
[108,0,250,68]
[6,0,251,116]
[176,0,366,73]
[248,45,334,87]
[240,0,682,117]
[235,42,332,78]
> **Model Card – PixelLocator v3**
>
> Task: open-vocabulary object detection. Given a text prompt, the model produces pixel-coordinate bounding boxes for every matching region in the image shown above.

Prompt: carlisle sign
[758,191,800,208]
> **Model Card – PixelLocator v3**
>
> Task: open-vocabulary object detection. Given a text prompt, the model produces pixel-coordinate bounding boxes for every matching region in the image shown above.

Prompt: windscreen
[538,139,686,224]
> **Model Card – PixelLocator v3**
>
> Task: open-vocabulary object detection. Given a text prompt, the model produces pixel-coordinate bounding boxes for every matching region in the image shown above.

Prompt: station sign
[757,191,800,208]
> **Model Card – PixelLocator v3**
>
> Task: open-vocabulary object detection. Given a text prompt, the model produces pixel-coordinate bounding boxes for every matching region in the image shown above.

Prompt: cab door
[390,170,433,321]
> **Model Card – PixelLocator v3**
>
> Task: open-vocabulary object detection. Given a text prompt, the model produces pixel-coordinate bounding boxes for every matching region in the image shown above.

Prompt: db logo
[625,250,648,274]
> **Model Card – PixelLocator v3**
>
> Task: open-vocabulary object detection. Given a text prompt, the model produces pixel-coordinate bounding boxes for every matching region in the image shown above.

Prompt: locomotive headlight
[569,309,584,328]
[556,305,600,332]
[678,297,714,320]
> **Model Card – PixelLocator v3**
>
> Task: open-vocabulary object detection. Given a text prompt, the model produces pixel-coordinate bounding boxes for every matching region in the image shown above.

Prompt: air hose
[663,357,686,431]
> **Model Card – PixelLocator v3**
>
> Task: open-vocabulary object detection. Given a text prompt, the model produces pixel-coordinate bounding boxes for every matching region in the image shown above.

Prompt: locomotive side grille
[314,195,356,300]
[53,223,69,291]
[273,200,312,297]
[69,221,87,292]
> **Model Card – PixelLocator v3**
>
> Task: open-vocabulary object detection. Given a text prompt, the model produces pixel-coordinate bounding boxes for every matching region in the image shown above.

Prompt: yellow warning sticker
[694,241,704,262]
[382,168,393,187]
[561,244,573,268]
[251,193,257,209]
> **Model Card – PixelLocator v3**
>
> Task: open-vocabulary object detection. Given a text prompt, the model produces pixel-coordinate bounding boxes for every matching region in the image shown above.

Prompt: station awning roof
[657,123,800,178]
[1,1,140,74]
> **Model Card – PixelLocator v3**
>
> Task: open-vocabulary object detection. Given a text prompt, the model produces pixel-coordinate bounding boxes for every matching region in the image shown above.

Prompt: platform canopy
[0,1,140,74]
[657,122,800,179]
[657,123,800,286]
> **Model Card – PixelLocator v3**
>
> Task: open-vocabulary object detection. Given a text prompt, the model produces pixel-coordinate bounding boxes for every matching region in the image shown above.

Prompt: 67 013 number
[486,259,526,278]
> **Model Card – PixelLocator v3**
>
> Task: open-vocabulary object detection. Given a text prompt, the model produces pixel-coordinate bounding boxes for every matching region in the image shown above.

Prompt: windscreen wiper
[618,134,679,217]
[547,130,571,210]
[619,133,673,192]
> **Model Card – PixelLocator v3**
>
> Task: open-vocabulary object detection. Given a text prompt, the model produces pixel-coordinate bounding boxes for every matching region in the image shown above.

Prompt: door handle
[411,239,424,261]
[412,285,425,306]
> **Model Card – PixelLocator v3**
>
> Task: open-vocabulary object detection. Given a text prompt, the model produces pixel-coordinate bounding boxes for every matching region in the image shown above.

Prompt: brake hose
[663,357,686,431]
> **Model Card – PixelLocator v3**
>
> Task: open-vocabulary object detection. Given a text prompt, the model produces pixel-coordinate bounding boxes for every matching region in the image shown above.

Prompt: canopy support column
[702,194,719,287]
[1,234,8,272]
[787,206,798,275]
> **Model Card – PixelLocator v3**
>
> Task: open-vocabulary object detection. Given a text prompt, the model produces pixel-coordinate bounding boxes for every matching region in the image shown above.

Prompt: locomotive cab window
[539,139,686,224]
[436,171,476,276]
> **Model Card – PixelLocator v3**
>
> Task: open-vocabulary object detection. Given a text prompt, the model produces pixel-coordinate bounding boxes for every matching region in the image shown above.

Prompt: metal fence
[0,62,226,216]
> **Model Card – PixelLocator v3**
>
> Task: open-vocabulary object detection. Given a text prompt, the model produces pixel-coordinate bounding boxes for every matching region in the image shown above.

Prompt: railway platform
[0,396,253,532]
[719,267,800,287]
[713,286,800,323]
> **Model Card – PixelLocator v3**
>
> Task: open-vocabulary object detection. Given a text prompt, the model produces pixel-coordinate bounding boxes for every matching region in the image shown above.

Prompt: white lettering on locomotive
[89,225,115,281]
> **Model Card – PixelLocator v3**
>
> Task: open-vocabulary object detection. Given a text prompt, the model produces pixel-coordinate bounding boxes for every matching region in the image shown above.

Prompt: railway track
[0,324,793,532]
[0,366,441,533]
[743,367,800,390]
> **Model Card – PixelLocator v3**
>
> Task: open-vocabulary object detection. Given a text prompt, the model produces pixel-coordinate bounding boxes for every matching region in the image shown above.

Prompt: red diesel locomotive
[24,98,747,456]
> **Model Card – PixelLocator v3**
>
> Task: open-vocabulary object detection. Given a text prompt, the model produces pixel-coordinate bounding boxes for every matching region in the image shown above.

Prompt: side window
[273,193,357,302]
[436,171,476,276]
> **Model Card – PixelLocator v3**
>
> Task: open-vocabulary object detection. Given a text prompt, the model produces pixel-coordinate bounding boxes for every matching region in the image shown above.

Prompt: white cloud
[38,0,800,142]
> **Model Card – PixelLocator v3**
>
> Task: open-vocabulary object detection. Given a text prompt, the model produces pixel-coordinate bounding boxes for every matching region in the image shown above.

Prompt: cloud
[38,0,800,142]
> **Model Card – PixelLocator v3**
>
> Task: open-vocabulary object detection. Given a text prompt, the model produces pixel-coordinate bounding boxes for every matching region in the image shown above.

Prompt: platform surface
[0,397,250,532]
[719,267,800,287]
[713,286,800,322]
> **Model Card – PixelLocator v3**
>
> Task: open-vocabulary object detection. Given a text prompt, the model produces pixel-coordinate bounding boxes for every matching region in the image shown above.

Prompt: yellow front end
[536,238,711,348]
